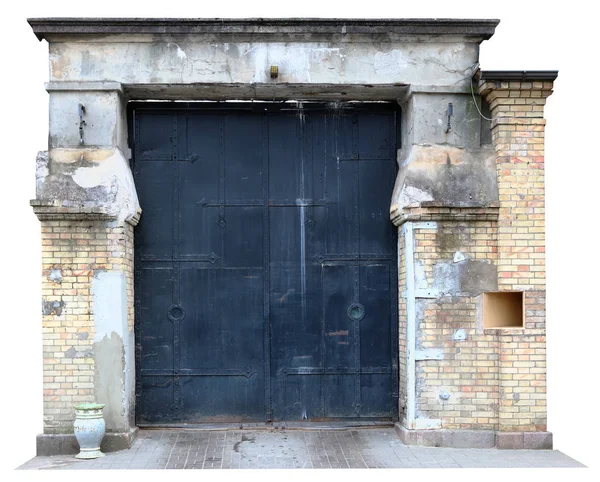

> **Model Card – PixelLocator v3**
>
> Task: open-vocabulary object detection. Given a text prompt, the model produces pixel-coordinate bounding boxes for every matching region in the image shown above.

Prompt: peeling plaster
[94,332,126,430]
[42,299,65,316]
[168,42,187,60]
[414,260,429,290]
[453,329,467,342]
[38,148,140,223]
[35,151,49,194]
[65,346,93,359]
[398,185,434,209]
[373,49,416,77]
[391,144,497,213]
[453,251,467,263]
[92,271,133,431]
[432,259,497,297]
[48,269,62,284]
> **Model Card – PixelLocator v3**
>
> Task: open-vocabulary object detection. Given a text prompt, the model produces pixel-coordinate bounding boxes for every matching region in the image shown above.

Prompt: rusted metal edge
[28,17,500,41]
[138,421,395,430]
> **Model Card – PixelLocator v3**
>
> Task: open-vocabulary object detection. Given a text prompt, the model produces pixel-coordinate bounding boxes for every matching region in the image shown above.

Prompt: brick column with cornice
[479,71,557,449]
[32,81,141,455]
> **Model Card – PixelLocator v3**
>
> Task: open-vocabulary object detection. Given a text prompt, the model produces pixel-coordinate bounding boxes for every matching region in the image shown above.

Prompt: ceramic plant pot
[73,403,106,459]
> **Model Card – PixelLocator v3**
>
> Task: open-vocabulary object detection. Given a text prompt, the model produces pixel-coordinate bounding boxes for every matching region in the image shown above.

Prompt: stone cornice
[31,201,117,222]
[391,204,500,227]
[28,17,499,42]
[31,201,141,226]
[477,70,557,101]
[45,81,124,95]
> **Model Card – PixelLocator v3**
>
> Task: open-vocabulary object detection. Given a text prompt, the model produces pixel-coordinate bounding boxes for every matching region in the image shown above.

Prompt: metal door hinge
[78,103,86,145]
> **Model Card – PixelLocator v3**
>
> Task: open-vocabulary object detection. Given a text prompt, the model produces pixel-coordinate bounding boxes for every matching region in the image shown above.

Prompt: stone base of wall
[496,431,553,450]
[36,427,138,456]
[395,424,552,450]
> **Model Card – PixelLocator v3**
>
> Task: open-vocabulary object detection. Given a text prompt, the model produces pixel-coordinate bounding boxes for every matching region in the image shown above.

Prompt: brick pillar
[32,208,139,455]
[479,72,557,449]
[32,81,141,455]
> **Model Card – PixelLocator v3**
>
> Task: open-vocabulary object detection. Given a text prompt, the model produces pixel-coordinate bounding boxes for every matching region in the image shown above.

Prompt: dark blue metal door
[133,102,398,424]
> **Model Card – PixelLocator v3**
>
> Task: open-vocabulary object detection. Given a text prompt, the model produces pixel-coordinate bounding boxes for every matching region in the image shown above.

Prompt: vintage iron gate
[132,102,399,424]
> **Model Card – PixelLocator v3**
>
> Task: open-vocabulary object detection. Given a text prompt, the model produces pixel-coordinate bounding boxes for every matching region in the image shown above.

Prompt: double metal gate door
[133,102,398,424]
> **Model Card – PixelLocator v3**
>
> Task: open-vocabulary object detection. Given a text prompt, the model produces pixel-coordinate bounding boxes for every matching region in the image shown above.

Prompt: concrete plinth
[36,428,138,456]
[395,424,553,449]
[496,431,554,450]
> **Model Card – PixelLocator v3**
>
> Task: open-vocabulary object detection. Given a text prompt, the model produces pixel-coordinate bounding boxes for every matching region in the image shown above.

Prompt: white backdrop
[1,1,598,480]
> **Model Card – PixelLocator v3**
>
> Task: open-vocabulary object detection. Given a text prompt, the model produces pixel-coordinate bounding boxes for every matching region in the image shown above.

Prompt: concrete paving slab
[18,428,585,470]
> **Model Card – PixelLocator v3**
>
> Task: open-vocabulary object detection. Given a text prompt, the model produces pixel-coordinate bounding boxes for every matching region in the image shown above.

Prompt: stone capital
[477,71,558,119]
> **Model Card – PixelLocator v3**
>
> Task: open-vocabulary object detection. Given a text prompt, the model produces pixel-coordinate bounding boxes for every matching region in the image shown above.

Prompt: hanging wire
[470,63,493,122]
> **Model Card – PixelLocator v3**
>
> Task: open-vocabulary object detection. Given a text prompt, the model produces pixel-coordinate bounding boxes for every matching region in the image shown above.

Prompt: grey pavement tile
[18,427,585,470]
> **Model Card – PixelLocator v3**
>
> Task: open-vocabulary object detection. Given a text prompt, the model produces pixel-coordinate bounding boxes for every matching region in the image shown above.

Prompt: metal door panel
[267,114,306,203]
[359,265,393,368]
[357,112,394,160]
[139,267,174,371]
[177,268,264,369]
[223,113,264,202]
[135,160,174,258]
[133,103,398,424]
[358,160,397,254]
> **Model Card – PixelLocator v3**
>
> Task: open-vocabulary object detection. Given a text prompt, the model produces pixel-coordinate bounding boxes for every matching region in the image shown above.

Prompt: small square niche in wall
[483,292,523,328]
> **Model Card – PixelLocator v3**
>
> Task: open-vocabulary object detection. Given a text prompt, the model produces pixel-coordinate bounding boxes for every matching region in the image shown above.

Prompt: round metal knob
[347,302,365,321]
[167,304,185,323]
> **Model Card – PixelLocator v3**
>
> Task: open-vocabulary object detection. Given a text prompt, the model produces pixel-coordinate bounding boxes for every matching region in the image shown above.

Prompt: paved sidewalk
[19,428,584,469]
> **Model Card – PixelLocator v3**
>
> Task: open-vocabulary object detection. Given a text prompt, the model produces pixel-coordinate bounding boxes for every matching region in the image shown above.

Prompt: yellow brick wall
[395,162,552,434]
[39,218,134,434]
[411,219,500,430]
[396,79,553,433]
[481,80,552,290]
[498,322,547,432]
[479,78,553,433]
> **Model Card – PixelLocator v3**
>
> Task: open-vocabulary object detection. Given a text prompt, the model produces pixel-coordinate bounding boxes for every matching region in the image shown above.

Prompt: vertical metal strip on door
[171,114,181,418]
[351,114,361,417]
[262,113,271,420]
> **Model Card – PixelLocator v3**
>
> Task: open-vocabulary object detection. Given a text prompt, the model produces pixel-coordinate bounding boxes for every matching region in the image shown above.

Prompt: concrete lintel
[125,83,410,101]
[36,428,138,456]
[404,84,475,97]
[46,81,124,94]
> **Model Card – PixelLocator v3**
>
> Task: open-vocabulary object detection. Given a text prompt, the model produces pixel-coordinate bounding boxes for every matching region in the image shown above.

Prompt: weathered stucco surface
[391,144,497,213]
[35,147,140,224]
[40,28,491,225]
[49,39,479,88]
[92,271,134,432]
